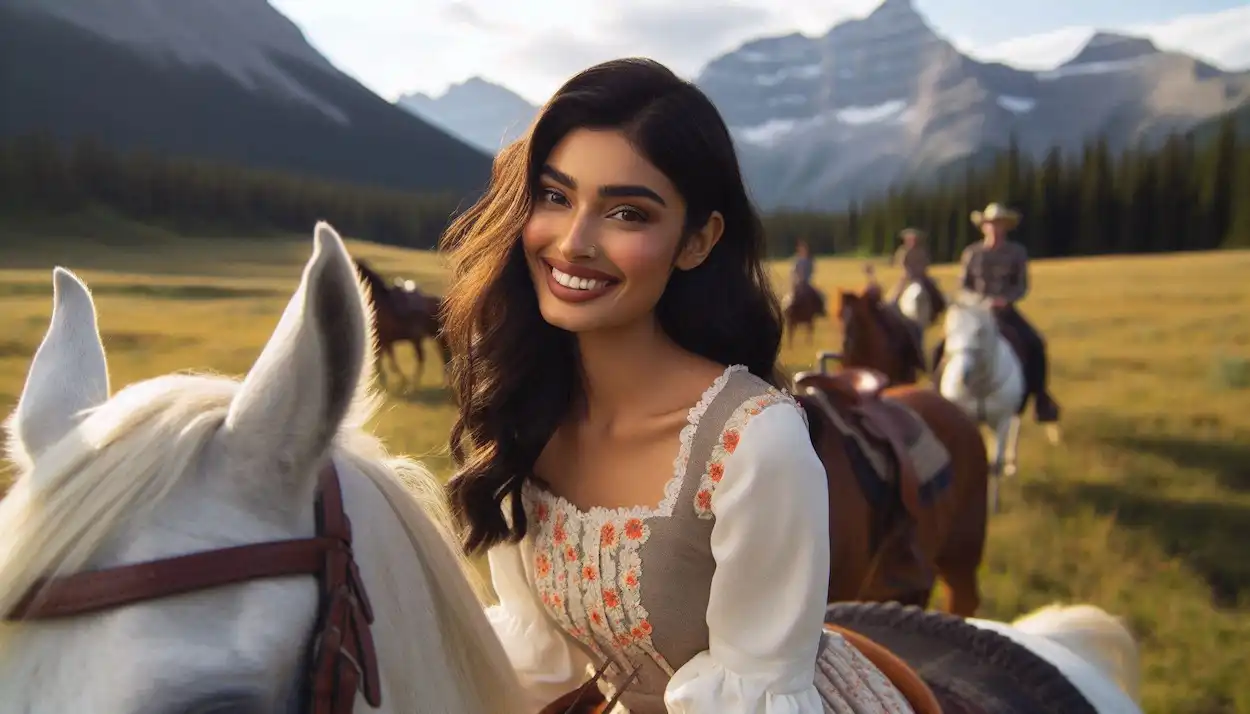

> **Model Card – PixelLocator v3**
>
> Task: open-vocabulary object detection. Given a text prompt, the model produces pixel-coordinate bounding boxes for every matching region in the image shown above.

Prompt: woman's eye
[609,207,646,223]
[541,188,568,206]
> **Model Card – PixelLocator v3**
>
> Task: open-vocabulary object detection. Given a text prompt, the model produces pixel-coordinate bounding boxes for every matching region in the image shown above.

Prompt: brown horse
[353,259,449,390]
[783,282,826,347]
[792,355,988,615]
[837,287,928,386]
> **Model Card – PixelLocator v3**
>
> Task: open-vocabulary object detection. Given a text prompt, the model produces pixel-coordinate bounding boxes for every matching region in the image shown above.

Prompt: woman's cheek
[609,233,674,281]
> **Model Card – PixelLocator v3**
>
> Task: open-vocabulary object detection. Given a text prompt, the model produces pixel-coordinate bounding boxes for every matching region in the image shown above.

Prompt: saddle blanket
[804,390,952,506]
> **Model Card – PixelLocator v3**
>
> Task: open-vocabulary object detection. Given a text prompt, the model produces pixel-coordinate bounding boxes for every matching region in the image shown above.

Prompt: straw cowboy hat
[970,202,1020,229]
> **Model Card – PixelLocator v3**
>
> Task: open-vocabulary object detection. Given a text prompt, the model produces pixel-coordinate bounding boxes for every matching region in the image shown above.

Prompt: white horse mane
[0,224,525,713]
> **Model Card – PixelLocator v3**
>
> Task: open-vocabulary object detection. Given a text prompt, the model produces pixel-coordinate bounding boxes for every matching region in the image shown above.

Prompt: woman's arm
[664,399,831,712]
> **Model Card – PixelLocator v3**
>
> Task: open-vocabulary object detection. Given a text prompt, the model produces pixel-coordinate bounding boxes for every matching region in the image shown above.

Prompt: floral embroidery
[511,364,755,679]
[522,485,678,676]
[693,388,799,519]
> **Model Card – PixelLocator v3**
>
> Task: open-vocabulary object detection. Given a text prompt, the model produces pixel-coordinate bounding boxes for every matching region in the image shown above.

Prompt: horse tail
[1010,603,1141,704]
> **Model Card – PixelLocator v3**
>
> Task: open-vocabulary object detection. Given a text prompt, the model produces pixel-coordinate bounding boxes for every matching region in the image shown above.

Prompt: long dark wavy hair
[439,58,784,554]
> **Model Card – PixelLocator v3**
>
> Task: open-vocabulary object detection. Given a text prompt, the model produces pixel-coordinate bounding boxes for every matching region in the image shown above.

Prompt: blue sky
[269,0,1250,104]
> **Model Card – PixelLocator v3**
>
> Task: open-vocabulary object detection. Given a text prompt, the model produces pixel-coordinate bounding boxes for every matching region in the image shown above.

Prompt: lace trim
[523,363,747,522]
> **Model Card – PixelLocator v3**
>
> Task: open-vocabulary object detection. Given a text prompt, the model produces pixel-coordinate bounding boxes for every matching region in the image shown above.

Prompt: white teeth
[551,267,608,292]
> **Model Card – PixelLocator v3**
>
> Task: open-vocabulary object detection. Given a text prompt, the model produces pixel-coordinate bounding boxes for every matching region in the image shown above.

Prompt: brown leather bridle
[4,462,381,714]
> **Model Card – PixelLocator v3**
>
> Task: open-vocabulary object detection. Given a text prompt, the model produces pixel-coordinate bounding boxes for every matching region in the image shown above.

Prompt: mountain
[397,78,539,153]
[697,0,1250,209]
[405,0,1249,210]
[0,0,492,196]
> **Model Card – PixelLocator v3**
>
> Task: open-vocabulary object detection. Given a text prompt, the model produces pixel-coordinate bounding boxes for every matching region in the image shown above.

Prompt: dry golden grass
[1,225,1248,713]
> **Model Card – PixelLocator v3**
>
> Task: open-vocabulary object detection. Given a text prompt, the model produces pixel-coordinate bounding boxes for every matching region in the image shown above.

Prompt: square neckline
[523,364,748,522]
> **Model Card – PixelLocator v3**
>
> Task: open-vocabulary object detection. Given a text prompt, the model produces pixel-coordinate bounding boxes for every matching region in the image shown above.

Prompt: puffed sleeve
[664,400,831,712]
[484,539,592,709]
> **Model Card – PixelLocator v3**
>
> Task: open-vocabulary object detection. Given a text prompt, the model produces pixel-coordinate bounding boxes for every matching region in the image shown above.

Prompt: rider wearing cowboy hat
[932,203,1060,423]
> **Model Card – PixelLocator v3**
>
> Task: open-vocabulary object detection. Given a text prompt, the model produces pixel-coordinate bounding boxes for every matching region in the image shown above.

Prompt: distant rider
[932,203,1059,423]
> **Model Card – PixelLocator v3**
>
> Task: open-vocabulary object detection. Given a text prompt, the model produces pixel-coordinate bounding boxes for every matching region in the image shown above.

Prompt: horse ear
[220,222,374,511]
[7,268,110,468]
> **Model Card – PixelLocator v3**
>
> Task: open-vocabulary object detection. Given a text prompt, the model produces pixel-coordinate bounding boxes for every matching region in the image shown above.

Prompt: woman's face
[522,128,720,334]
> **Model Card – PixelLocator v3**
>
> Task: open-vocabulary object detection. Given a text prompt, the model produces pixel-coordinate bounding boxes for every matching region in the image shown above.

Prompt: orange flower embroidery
[535,502,549,522]
[581,565,598,581]
[709,462,724,483]
[590,610,603,625]
[638,619,653,635]
[600,522,617,547]
[624,570,639,588]
[696,489,712,512]
[564,545,577,562]
[603,589,620,608]
[624,518,645,541]
[722,429,740,453]
[616,632,633,647]
[550,593,563,608]
[535,552,552,578]
[552,521,567,544]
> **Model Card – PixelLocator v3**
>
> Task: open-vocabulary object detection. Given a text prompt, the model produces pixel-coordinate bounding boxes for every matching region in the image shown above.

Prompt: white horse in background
[0,223,527,714]
[0,224,1140,714]
[937,292,1037,511]
[896,280,933,335]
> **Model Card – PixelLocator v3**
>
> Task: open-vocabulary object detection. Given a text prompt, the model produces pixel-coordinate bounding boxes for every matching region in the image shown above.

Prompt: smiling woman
[436,58,914,714]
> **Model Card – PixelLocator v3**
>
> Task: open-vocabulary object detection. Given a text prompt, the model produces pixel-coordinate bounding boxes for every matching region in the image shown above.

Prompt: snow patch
[755,63,823,86]
[996,95,1037,113]
[1036,57,1145,80]
[836,100,908,125]
[733,100,910,145]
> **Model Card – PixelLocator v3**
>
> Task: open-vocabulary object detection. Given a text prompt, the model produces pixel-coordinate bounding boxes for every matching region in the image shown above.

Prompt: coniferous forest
[2,112,1247,260]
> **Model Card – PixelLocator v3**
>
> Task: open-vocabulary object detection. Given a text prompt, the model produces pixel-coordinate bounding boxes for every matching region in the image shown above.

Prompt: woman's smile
[542,257,621,304]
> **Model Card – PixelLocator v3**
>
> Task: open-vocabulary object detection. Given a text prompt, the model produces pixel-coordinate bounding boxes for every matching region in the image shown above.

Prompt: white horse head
[0,223,525,714]
[943,292,999,355]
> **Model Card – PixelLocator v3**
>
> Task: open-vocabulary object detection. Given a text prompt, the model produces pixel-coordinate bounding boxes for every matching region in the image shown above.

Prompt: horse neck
[846,309,893,368]
[337,457,524,713]
[357,268,389,302]
[949,317,1005,394]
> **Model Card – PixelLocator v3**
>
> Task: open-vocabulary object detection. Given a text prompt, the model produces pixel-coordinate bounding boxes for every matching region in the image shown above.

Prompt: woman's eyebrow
[541,164,668,207]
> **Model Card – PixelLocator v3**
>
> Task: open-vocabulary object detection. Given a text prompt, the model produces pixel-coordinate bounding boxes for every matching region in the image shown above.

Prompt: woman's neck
[574,315,689,425]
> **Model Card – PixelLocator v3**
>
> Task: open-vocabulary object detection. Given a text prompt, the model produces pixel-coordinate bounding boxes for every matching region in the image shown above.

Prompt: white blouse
[485,399,832,713]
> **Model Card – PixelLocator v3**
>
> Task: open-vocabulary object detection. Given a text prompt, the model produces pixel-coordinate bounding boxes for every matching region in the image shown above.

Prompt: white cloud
[271,0,1250,106]
[960,4,1250,70]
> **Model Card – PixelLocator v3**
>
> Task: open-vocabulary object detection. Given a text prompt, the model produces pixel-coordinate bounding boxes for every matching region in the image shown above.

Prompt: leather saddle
[793,367,923,518]
[794,366,934,602]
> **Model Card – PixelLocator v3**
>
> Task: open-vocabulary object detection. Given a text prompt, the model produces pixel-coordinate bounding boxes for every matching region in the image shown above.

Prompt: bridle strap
[5,463,382,714]
[6,538,339,619]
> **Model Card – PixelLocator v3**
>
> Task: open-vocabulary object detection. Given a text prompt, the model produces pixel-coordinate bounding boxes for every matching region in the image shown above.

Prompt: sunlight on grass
[1,228,1248,712]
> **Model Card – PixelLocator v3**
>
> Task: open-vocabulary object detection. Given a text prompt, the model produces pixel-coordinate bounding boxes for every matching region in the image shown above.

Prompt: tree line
[2,114,1247,261]
[765,115,1249,261]
[0,134,466,249]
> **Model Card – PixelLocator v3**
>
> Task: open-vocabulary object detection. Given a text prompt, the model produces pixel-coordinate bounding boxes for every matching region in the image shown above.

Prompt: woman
[439,58,912,714]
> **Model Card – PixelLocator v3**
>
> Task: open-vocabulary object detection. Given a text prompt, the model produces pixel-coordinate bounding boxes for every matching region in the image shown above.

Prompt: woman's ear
[675,211,724,271]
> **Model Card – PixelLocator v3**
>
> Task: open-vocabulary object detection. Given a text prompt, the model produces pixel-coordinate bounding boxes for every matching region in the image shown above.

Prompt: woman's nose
[556,215,599,260]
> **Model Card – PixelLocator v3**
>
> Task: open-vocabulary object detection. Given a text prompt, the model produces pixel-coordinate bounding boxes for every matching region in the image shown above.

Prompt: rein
[5,462,382,714]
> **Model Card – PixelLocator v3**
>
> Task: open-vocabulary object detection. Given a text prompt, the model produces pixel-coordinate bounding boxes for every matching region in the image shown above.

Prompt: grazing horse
[937,293,1059,511]
[782,282,826,347]
[3,225,1141,714]
[0,224,527,714]
[353,259,448,390]
[838,288,928,386]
